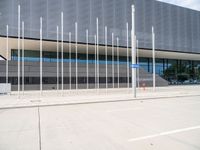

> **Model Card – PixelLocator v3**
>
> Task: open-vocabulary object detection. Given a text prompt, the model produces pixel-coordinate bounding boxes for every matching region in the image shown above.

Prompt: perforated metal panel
[0,0,200,54]
[135,0,200,53]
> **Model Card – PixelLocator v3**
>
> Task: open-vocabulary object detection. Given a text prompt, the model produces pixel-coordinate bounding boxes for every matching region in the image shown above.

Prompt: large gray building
[0,0,200,90]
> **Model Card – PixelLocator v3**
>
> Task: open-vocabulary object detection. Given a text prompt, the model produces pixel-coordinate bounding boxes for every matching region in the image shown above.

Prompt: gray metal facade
[0,0,200,53]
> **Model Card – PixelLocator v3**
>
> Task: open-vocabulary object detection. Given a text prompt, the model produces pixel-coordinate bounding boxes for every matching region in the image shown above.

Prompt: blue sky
[157,0,200,11]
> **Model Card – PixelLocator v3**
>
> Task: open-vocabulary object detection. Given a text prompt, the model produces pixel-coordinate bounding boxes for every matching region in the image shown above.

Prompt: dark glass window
[139,57,149,72]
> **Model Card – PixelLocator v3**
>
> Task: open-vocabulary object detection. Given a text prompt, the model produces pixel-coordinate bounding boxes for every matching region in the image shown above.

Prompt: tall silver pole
[152,26,156,91]
[137,40,140,88]
[56,26,59,91]
[69,32,72,90]
[6,25,9,84]
[105,26,108,89]
[96,18,99,89]
[18,5,20,98]
[61,12,64,95]
[126,22,129,89]
[94,35,97,89]
[75,22,78,90]
[86,29,89,89]
[22,21,24,95]
[132,5,136,98]
[112,33,114,88]
[40,17,43,97]
[117,37,119,88]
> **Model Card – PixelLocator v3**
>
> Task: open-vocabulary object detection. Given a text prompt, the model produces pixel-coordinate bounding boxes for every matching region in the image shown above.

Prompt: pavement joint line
[128,125,200,142]
[0,94,200,110]
[37,107,42,150]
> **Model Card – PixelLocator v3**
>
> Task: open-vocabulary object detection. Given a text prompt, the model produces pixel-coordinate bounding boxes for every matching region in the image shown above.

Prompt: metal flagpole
[18,5,20,99]
[94,35,97,89]
[69,32,72,90]
[56,26,59,92]
[75,22,78,90]
[152,26,156,91]
[96,18,99,89]
[40,17,43,98]
[61,12,64,95]
[126,22,129,89]
[131,5,136,98]
[112,33,114,88]
[86,29,89,89]
[117,37,119,88]
[136,40,140,88]
[22,21,24,95]
[6,25,8,84]
[105,26,108,89]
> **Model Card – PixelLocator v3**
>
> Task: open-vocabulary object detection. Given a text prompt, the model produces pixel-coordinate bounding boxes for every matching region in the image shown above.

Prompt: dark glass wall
[10,49,200,84]
[140,57,200,84]
[11,49,129,64]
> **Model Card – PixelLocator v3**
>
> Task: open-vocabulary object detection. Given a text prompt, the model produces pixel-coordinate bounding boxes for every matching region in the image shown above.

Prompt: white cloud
[157,0,200,11]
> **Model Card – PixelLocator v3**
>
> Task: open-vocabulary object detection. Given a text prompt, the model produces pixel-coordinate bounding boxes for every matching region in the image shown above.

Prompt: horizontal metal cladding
[0,0,132,47]
[0,0,200,53]
[135,0,200,53]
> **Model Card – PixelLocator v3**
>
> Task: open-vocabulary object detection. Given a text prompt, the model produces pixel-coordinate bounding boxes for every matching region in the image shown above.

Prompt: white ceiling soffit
[0,56,5,60]
[0,37,200,61]
[139,49,200,61]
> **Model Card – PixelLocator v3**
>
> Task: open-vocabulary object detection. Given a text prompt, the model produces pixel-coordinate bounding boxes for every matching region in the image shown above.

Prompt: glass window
[156,59,164,76]
[139,57,149,72]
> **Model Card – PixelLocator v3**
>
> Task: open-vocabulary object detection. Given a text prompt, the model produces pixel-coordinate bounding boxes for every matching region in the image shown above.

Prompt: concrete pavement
[0,93,200,150]
[0,85,200,109]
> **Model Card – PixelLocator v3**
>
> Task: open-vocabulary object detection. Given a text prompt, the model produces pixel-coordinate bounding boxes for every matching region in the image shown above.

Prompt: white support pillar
[126,22,129,89]
[40,17,43,97]
[56,26,59,91]
[61,12,64,95]
[94,35,97,89]
[152,26,156,91]
[96,18,99,89]
[131,5,136,98]
[136,40,140,88]
[105,26,108,89]
[6,25,9,84]
[86,29,89,89]
[22,21,24,95]
[117,37,119,88]
[18,5,20,98]
[75,22,78,90]
[112,33,114,88]
[69,32,72,90]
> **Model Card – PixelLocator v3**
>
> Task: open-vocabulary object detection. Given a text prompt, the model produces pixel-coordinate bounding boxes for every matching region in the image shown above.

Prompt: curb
[0,94,199,110]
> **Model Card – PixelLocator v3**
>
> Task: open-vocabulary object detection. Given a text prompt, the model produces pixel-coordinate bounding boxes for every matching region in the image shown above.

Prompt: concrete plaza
[0,85,200,109]
[0,85,200,150]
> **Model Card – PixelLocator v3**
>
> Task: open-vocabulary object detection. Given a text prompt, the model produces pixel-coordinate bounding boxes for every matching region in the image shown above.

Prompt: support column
[152,26,156,91]
[131,5,136,98]
[40,17,43,97]
[18,5,20,98]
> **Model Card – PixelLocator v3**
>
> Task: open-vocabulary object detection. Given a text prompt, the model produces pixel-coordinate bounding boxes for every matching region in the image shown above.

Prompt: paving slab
[0,85,200,109]
[0,94,200,150]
